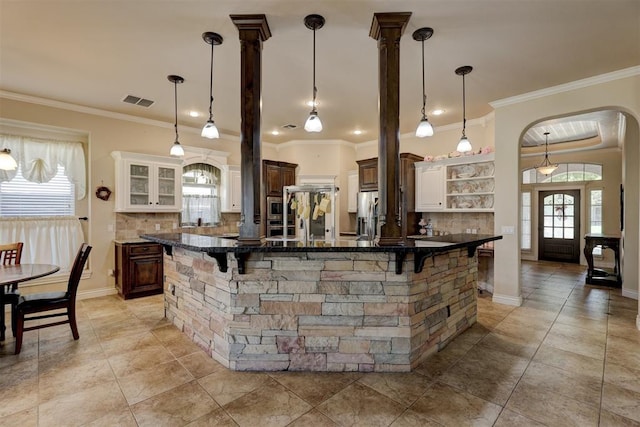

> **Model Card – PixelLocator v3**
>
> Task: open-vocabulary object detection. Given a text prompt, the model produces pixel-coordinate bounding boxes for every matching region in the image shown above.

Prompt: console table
[584,234,622,287]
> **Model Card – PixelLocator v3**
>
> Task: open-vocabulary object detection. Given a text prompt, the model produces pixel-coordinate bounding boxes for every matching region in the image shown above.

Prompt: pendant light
[455,65,473,153]
[168,75,185,157]
[303,14,325,133]
[201,32,223,139]
[0,149,18,170]
[536,131,558,175]
[413,27,434,138]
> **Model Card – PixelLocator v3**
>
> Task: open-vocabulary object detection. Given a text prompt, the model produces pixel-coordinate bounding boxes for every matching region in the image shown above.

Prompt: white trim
[0,117,89,139]
[492,293,523,306]
[621,287,638,301]
[273,139,354,151]
[13,270,92,288]
[77,286,118,300]
[490,66,640,108]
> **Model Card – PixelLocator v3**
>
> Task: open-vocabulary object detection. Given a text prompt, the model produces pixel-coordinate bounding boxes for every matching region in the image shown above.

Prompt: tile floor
[1,260,639,426]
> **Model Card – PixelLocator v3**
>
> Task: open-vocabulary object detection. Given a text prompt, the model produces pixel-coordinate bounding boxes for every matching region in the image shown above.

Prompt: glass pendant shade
[170,141,184,157]
[415,117,434,137]
[456,136,472,153]
[0,148,18,170]
[536,132,558,175]
[537,164,558,175]
[201,120,220,139]
[304,112,323,132]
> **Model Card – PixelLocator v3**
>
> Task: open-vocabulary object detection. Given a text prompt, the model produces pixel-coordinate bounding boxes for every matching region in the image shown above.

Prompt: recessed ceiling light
[189,111,200,117]
[271,130,280,136]
[306,100,319,107]
[431,109,445,116]
[353,130,363,135]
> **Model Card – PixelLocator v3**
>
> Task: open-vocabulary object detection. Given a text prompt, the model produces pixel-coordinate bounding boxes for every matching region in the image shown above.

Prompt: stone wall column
[231,14,271,245]
[369,12,411,246]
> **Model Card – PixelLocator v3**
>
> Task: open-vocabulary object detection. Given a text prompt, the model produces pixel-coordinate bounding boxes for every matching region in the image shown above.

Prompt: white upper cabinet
[221,165,241,213]
[111,151,183,212]
[415,164,445,211]
[347,170,358,213]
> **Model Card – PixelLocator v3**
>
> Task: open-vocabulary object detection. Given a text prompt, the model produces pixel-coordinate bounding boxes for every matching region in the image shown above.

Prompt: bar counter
[140,232,501,372]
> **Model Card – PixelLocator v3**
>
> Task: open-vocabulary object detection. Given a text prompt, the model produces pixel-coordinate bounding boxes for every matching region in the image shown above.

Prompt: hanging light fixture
[303,14,325,133]
[201,32,223,139]
[413,27,434,138]
[536,131,558,175]
[0,148,18,171]
[455,65,473,153]
[168,74,185,157]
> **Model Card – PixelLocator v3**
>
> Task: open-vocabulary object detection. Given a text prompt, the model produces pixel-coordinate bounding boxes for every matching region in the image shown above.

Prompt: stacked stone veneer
[163,247,478,372]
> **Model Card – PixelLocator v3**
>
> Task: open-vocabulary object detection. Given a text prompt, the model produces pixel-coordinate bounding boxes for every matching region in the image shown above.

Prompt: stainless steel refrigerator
[356,191,378,241]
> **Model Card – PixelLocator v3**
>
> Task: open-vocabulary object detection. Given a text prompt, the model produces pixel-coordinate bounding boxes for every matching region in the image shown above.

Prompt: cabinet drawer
[129,244,162,255]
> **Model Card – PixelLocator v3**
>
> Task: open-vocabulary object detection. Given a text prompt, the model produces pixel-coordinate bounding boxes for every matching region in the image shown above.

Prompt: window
[521,191,531,250]
[181,163,221,226]
[522,163,602,184]
[0,165,75,216]
[589,189,603,255]
[542,194,575,240]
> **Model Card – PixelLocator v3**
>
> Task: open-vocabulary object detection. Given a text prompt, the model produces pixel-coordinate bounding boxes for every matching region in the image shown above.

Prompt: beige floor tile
[0,406,38,427]
[117,359,194,405]
[543,323,606,361]
[357,372,433,407]
[179,351,226,379]
[413,340,469,380]
[223,381,312,427]
[604,361,640,393]
[599,409,640,427]
[476,330,539,359]
[83,407,138,427]
[493,409,546,426]
[198,369,273,406]
[439,346,529,405]
[602,382,640,423]
[270,371,361,406]
[555,311,608,333]
[108,343,176,377]
[38,380,129,427]
[287,409,338,427]
[389,408,444,426]
[186,407,239,426]
[317,382,406,427]
[506,381,599,426]
[606,334,640,366]
[520,361,602,406]
[533,343,604,380]
[408,382,502,427]
[0,359,38,418]
[99,330,165,357]
[131,380,220,427]
[38,358,116,403]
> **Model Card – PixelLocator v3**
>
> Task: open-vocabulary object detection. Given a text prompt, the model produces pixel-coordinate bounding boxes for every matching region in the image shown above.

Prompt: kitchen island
[141,232,501,372]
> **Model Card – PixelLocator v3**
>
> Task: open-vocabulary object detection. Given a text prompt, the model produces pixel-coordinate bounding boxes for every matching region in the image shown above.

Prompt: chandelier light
[455,65,473,153]
[303,14,325,133]
[536,131,558,175]
[168,75,185,157]
[201,32,223,139]
[0,148,18,171]
[413,27,434,138]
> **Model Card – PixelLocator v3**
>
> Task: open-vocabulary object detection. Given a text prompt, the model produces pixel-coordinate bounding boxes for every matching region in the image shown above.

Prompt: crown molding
[489,66,640,109]
[274,138,354,151]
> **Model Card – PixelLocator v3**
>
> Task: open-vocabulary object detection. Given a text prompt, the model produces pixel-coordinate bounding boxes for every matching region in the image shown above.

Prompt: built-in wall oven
[266,197,295,237]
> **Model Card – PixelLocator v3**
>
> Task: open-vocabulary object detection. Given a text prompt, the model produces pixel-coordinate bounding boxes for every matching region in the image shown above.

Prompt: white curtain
[183,195,219,225]
[0,134,86,199]
[0,216,84,272]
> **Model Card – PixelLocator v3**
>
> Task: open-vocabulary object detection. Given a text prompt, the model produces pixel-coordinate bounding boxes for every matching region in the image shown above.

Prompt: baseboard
[621,287,639,301]
[77,287,118,300]
[492,293,523,306]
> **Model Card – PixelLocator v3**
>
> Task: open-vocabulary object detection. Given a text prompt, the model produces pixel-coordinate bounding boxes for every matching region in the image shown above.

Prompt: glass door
[129,163,150,207]
[538,190,580,263]
[157,166,176,206]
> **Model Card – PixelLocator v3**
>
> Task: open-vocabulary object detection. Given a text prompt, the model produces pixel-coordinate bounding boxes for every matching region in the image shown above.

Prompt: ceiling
[1,1,639,145]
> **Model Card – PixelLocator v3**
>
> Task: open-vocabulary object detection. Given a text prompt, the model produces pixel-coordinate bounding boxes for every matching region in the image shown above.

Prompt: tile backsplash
[115,212,240,240]
[419,212,494,236]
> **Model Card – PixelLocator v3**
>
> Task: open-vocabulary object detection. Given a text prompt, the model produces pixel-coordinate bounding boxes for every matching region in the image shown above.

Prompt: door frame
[538,189,581,263]
[531,184,586,264]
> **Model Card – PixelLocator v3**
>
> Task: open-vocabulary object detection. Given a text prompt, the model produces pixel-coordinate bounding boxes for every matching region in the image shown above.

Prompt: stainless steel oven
[266,197,284,220]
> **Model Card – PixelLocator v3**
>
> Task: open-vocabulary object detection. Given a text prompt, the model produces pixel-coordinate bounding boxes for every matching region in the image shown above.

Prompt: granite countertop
[139,232,501,254]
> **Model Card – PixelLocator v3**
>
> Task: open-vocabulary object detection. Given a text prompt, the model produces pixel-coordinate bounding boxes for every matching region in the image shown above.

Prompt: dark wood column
[231,14,271,245]
[369,12,411,246]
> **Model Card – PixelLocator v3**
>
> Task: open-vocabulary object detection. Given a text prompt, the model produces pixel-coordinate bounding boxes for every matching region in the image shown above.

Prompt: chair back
[67,243,92,299]
[0,242,23,265]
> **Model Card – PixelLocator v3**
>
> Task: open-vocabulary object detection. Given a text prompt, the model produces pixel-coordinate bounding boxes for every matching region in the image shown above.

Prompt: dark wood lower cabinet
[115,242,163,299]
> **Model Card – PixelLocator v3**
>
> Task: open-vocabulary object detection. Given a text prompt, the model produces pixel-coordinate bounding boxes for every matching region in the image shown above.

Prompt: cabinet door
[415,165,444,211]
[357,158,378,192]
[264,162,282,196]
[347,171,358,213]
[230,169,242,212]
[128,255,163,296]
[127,162,151,208]
[281,166,296,188]
[155,165,178,208]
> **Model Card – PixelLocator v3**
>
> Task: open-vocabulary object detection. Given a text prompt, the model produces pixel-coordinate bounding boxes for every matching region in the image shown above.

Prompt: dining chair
[14,243,91,354]
[0,242,24,337]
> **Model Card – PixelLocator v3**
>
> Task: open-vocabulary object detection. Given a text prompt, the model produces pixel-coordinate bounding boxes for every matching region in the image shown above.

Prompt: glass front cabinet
[112,151,183,212]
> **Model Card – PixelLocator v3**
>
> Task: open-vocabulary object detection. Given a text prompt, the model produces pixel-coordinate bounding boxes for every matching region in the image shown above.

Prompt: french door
[538,190,581,263]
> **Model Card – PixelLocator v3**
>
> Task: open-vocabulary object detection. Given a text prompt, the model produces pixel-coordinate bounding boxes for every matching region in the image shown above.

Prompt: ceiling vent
[122,95,154,108]
[282,124,297,129]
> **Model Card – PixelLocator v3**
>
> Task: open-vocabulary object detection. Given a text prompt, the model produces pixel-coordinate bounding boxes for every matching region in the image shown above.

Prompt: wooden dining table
[0,263,60,341]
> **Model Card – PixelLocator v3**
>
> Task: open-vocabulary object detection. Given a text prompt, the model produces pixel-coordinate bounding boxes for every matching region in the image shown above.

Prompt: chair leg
[69,308,79,340]
[14,312,24,355]
[11,303,17,337]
